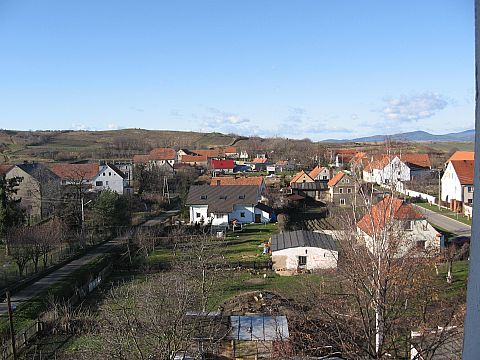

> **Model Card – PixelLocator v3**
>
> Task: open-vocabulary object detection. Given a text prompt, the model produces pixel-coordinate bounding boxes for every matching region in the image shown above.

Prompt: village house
[271,230,338,275]
[180,154,208,167]
[249,157,270,171]
[210,175,267,195]
[133,147,176,168]
[333,149,359,167]
[50,163,131,194]
[362,154,391,184]
[211,159,235,175]
[186,185,269,226]
[441,155,474,212]
[357,196,440,256]
[327,171,361,206]
[6,163,60,223]
[289,170,314,186]
[308,165,331,181]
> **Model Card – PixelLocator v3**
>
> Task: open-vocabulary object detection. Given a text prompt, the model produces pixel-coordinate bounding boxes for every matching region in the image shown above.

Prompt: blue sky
[0,0,474,140]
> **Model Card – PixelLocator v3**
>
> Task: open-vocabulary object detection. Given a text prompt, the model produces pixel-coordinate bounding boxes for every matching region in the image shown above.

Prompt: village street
[413,205,472,237]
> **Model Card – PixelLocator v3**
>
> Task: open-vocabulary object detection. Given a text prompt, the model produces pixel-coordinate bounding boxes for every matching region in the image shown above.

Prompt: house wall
[292,173,314,184]
[441,162,463,203]
[211,213,229,226]
[463,185,474,206]
[313,168,330,181]
[6,167,42,222]
[272,247,338,271]
[189,205,209,224]
[382,157,410,184]
[254,208,270,223]
[329,176,358,206]
[229,204,256,223]
[92,165,125,194]
[360,219,440,257]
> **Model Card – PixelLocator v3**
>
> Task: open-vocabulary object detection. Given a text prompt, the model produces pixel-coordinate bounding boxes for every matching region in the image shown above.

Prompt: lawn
[416,202,472,226]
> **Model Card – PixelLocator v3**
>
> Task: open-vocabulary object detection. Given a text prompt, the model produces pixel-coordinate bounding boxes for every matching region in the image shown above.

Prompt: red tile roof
[181,155,207,163]
[450,160,474,185]
[357,196,424,236]
[363,155,391,172]
[448,151,475,162]
[400,154,431,168]
[327,171,345,187]
[133,154,151,164]
[309,165,326,179]
[192,149,224,158]
[210,176,264,186]
[148,147,176,160]
[290,170,313,185]
[0,164,13,175]
[252,157,268,163]
[223,146,237,154]
[211,159,234,169]
[49,163,99,180]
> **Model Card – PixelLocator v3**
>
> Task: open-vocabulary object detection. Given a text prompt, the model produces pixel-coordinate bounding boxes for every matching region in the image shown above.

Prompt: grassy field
[416,202,473,226]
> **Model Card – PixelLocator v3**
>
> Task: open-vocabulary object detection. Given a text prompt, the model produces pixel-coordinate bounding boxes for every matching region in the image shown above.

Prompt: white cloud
[197,107,258,135]
[71,123,96,131]
[379,92,449,122]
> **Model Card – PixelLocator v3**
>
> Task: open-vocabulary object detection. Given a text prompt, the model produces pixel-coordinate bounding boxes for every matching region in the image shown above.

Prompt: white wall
[272,247,338,271]
[211,213,229,226]
[360,219,440,257]
[254,208,270,223]
[92,165,125,194]
[382,157,410,184]
[441,162,463,202]
[189,205,209,224]
[229,204,255,223]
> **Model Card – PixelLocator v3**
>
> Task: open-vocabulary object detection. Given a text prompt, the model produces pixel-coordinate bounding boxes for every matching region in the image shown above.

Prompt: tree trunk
[447,260,453,284]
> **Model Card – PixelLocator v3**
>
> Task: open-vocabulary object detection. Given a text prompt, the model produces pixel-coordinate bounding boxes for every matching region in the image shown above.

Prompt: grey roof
[291,181,328,191]
[271,230,337,252]
[186,185,260,213]
[227,315,289,341]
[106,163,126,179]
[15,163,59,183]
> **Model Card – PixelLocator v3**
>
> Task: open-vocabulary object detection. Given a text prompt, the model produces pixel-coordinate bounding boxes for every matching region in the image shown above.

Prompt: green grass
[436,260,469,299]
[416,202,472,226]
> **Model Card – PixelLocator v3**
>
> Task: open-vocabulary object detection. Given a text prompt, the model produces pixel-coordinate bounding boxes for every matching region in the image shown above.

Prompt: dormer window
[200,195,207,200]
[239,195,245,199]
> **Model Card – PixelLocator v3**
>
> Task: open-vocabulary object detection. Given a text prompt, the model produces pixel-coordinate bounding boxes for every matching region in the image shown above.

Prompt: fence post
[6,291,17,360]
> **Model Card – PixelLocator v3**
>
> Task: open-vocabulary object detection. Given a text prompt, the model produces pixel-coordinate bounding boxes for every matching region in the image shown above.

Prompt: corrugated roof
[271,230,337,251]
[227,315,289,341]
[186,185,259,213]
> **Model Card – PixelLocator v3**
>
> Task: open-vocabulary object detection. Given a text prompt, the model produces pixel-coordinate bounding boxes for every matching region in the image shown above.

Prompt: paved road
[0,238,124,315]
[413,205,471,237]
[142,209,180,227]
[0,210,180,315]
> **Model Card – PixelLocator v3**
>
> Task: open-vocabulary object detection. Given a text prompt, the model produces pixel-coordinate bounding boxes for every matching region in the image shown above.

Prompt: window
[196,212,201,218]
[467,186,473,193]
[240,212,245,218]
[347,188,352,194]
[339,188,344,194]
[416,240,426,250]
[106,181,109,185]
[96,181,103,186]
[200,195,207,200]
[103,173,105,176]
[109,172,111,176]
[345,178,350,183]
[468,198,473,205]
[322,175,328,180]
[422,222,428,231]
[405,220,414,231]
[298,256,307,266]
[340,198,346,205]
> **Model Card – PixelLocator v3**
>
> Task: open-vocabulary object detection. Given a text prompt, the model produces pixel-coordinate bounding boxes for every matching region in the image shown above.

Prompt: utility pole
[6,290,17,360]
[438,169,441,210]
[463,1,480,357]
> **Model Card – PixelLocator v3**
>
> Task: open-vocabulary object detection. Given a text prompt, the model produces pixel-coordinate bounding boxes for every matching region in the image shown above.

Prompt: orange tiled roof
[327,171,345,187]
[400,154,431,168]
[49,163,99,180]
[363,155,390,172]
[290,170,313,184]
[450,160,474,185]
[210,176,264,186]
[252,157,268,163]
[0,164,13,175]
[308,165,326,179]
[133,154,151,164]
[357,196,424,236]
[148,147,176,160]
[181,154,207,163]
[223,146,237,154]
[192,148,224,158]
[448,151,475,162]
[276,160,288,165]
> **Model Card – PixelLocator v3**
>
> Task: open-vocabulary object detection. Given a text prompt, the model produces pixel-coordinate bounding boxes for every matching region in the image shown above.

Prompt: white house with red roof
[211,159,234,175]
[308,165,330,181]
[357,196,440,256]
[441,153,474,212]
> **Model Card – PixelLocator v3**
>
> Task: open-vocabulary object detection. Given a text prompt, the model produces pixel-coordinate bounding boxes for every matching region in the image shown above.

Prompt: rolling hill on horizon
[322,129,475,143]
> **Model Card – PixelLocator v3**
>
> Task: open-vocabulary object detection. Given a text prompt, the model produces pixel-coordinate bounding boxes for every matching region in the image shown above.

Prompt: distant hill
[323,129,475,143]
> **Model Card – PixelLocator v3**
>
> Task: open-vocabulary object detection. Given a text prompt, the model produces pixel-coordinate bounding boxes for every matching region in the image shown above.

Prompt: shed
[271,230,338,274]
